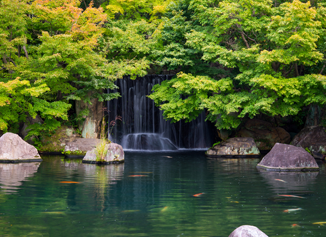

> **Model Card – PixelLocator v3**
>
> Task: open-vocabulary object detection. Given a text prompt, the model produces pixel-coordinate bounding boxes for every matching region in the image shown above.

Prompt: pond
[0,151,325,237]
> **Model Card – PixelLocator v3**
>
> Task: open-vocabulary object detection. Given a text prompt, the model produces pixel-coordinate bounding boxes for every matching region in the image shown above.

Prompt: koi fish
[162,156,172,158]
[161,206,168,212]
[193,193,205,197]
[122,210,140,213]
[284,208,302,213]
[230,201,239,203]
[278,195,304,198]
[128,175,148,177]
[60,181,80,184]
[42,212,65,215]
[291,224,300,227]
[275,179,287,183]
[313,222,326,226]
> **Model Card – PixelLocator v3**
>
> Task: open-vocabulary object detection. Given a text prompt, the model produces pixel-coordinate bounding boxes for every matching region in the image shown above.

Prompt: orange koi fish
[128,175,148,177]
[275,179,287,183]
[284,208,302,213]
[60,181,80,184]
[161,206,168,212]
[193,193,205,197]
[291,224,300,228]
[278,195,304,198]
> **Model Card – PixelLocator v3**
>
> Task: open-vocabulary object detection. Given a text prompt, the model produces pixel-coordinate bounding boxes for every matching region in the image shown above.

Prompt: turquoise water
[0,151,325,237]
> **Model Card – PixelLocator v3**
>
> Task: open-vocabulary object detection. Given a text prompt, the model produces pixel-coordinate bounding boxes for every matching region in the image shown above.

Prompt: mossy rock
[38,126,81,153]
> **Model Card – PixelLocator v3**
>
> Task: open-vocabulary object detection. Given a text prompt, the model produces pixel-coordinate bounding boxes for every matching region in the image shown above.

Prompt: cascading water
[107,75,215,151]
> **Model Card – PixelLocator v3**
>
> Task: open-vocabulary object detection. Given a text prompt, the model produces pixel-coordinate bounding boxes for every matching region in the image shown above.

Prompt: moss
[38,126,81,152]
[62,150,86,156]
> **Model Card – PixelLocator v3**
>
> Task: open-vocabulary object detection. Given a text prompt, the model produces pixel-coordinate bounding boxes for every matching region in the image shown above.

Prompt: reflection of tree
[83,164,124,212]
[0,163,40,193]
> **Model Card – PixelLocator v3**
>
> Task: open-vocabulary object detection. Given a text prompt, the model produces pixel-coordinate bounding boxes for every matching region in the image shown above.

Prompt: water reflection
[0,162,40,193]
[207,158,260,172]
[258,170,318,194]
[83,163,124,185]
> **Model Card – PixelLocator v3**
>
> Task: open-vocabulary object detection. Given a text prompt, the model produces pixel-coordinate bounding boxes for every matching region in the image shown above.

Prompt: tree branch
[22,45,29,59]
[236,24,250,48]
[320,63,326,74]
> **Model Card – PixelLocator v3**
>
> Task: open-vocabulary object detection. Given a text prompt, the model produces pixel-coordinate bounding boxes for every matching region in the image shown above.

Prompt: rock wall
[76,96,103,139]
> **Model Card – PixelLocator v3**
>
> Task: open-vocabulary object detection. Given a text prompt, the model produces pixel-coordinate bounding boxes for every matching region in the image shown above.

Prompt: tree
[150,0,326,130]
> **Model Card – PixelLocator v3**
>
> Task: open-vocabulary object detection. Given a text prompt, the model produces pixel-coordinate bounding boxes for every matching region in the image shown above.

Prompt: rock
[19,115,43,144]
[257,143,319,171]
[312,151,324,160]
[0,133,42,162]
[64,138,102,153]
[39,126,82,153]
[291,126,326,157]
[217,129,230,141]
[76,95,103,139]
[237,119,291,150]
[82,142,124,164]
[229,225,268,237]
[206,137,260,157]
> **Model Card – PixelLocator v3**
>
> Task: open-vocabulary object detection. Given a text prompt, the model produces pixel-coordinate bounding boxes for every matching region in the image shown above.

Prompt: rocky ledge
[82,143,124,165]
[291,126,326,159]
[0,133,42,162]
[257,143,319,171]
[206,137,260,158]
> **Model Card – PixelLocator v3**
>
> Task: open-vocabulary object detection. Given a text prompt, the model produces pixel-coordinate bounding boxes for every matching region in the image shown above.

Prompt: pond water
[0,151,326,237]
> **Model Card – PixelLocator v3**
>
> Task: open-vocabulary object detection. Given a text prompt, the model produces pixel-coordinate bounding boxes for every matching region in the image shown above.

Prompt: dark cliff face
[107,75,216,150]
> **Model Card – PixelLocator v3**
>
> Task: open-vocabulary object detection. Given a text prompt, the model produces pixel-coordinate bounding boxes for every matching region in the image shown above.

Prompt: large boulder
[0,133,42,162]
[206,137,260,157]
[229,225,268,237]
[291,126,326,159]
[82,142,124,164]
[237,119,291,150]
[257,143,319,171]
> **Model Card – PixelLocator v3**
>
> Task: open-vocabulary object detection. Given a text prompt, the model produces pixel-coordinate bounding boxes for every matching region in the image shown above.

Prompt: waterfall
[107,75,214,151]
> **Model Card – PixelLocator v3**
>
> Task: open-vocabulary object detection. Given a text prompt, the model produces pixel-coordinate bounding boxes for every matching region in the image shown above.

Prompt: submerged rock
[229,225,268,237]
[291,126,326,159]
[205,137,260,157]
[237,119,291,150]
[257,143,319,171]
[0,133,42,162]
[82,142,124,164]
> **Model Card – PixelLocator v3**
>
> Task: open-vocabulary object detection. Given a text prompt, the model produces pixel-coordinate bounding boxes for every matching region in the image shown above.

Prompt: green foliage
[150,0,326,130]
[305,147,311,154]
[95,117,110,162]
[62,150,86,156]
[95,139,109,162]
[211,141,221,148]
[0,0,120,138]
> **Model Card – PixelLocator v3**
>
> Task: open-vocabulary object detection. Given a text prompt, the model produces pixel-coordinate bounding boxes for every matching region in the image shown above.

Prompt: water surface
[0,151,325,237]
